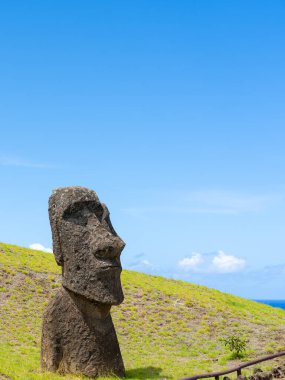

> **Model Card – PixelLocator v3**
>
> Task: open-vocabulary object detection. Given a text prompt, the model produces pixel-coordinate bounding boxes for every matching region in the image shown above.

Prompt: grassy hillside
[1,243,285,380]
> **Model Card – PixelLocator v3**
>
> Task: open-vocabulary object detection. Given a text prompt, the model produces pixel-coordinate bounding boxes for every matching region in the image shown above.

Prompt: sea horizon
[254,300,285,310]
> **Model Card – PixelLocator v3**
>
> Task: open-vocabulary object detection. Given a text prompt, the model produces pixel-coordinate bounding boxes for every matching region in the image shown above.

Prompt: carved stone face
[48,187,125,305]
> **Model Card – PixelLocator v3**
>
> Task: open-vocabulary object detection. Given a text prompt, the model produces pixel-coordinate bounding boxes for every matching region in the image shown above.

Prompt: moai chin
[41,186,125,378]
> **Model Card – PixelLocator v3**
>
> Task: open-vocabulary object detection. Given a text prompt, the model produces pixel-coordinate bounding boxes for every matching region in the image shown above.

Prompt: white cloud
[128,258,154,270]
[186,190,278,214]
[0,155,53,169]
[141,259,152,266]
[212,250,246,273]
[122,189,283,217]
[178,253,204,271]
[125,253,156,274]
[29,243,53,253]
[177,250,246,274]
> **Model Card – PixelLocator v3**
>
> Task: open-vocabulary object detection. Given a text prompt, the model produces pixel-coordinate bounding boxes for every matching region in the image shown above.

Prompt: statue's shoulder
[43,287,70,322]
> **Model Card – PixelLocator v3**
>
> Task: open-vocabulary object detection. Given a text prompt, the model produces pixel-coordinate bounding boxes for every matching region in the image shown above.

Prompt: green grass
[1,242,285,379]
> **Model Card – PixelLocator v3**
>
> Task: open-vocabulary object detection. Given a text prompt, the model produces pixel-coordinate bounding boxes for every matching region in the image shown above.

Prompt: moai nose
[92,233,125,261]
[115,237,125,252]
[104,236,125,260]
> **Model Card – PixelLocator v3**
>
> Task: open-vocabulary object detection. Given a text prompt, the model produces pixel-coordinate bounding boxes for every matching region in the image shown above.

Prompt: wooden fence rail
[178,350,285,380]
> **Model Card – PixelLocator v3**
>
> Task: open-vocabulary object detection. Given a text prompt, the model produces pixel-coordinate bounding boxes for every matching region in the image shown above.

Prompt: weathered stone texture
[41,186,125,378]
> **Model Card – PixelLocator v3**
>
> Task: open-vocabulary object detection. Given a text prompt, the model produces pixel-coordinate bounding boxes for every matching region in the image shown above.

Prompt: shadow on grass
[125,366,165,379]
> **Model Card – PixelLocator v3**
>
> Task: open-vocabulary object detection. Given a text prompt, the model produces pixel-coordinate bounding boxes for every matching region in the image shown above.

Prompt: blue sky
[0,1,285,298]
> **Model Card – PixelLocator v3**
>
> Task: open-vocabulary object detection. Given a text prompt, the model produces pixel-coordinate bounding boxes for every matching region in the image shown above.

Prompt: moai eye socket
[63,201,104,226]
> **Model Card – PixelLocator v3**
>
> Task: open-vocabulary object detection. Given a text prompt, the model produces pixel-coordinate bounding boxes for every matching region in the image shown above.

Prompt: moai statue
[41,187,125,378]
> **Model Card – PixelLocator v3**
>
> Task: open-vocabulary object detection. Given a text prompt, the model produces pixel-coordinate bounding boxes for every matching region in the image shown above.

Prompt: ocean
[254,300,285,310]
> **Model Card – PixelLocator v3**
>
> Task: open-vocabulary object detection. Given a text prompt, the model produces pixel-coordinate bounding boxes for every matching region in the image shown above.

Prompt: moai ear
[50,222,63,266]
[48,197,63,266]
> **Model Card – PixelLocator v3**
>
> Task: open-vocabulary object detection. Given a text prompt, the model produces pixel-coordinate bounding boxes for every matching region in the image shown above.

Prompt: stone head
[48,186,125,305]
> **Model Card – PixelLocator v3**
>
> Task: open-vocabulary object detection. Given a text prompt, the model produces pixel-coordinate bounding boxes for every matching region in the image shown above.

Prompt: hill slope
[1,243,285,380]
